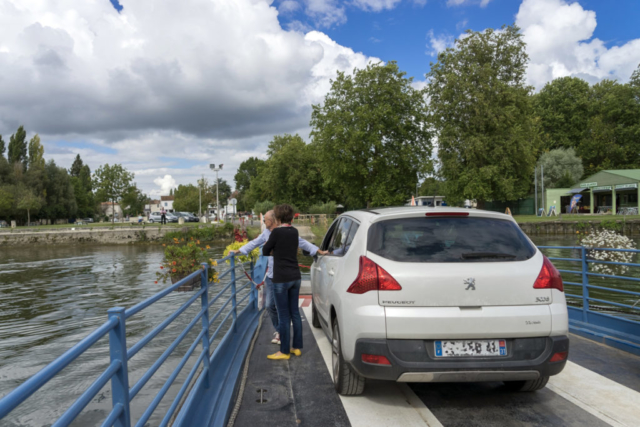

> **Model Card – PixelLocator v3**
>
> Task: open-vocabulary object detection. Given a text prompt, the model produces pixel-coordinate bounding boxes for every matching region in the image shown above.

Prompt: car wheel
[148,219,154,223]
[312,300,321,329]
[504,376,549,392]
[332,320,365,395]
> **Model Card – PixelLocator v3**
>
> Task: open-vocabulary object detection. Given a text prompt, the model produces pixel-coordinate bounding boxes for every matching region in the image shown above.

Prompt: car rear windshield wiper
[461,252,517,259]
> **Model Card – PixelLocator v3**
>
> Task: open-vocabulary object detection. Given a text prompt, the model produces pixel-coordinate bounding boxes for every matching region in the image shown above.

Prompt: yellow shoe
[290,349,302,357]
[267,352,290,360]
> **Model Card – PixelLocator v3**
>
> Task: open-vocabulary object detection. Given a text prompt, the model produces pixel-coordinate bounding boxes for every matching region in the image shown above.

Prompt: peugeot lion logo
[464,278,476,291]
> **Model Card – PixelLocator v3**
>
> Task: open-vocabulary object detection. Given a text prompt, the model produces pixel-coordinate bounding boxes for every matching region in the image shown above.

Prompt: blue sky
[2,0,639,197]
[272,0,640,83]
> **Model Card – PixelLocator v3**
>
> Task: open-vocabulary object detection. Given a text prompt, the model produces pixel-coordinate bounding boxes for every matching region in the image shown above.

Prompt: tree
[418,177,445,197]
[235,157,265,211]
[8,125,27,167]
[27,134,45,170]
[248,134,328,211]
[426,25,540,204]
[41,160,77,221]
[579,79,640,175]
[534,77,591,151]
[93,164,134,224]
[0,135,5,159]
[537,148,584,189]
[173,184,201,213]
[121,185,148,216]
[311,61,432,208]
[70,154,84,177]
[0,186,13,216]
[630,63,640,89]
[17,186,42,225]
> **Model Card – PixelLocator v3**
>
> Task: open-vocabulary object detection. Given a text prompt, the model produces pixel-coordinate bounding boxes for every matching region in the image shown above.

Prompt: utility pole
[534,166,538,215]
[209,163,223,222]
[198,174,203,218]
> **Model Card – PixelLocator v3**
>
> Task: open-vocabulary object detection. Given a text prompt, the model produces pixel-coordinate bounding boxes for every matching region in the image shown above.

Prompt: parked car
[175,212,199,222]
[311,207,568,396]
[148,212,178,223]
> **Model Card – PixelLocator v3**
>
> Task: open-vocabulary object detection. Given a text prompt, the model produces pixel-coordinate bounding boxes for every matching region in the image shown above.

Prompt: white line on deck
[547,361,640,427]
[301,305,444,427]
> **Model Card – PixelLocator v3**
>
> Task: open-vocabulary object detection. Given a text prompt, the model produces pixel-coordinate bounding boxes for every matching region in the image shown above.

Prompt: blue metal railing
[538,246,640,346]
[0,254,257,427]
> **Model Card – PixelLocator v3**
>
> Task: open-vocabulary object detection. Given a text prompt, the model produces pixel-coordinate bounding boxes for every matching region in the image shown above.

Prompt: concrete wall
[0,227,169,246]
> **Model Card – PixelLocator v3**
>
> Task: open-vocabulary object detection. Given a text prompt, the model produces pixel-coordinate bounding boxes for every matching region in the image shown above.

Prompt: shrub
[156,241,220,284]
[308,201,337,215]
[223,240,260,264]
[580,230,636,276]
[254,200,275,215]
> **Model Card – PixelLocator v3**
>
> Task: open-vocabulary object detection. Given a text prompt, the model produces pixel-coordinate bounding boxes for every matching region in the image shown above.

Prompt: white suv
[310,207,568,395]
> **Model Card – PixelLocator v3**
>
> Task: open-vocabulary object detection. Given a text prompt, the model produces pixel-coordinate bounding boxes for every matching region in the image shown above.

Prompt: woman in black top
[262,204,303,360]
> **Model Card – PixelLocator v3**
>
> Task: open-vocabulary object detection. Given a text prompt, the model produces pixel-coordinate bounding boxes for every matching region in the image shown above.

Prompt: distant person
[229,210,325,348]
[160,207,167,225]
[138,214,144,224]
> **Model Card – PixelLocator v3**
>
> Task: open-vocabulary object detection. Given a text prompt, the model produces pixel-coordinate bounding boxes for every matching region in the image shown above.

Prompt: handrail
[537,245,640,326]
[0,253,259,427]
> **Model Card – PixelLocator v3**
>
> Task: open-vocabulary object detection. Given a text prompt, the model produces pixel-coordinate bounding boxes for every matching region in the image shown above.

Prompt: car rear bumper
[349,335,568,382]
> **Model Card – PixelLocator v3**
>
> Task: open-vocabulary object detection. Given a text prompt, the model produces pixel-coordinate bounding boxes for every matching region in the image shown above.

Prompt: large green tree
[534,77,591,151]
[248,134,327,211]
[0,135,5,159]
[8,126,27,167]
[173,183,201,213]
[577,79,640,175]
[311,61,432,208]
[69,155,95,218]
[41,160,77,221]
[27,134,45,170]
[93,163,134,224]
[121,185,148,216]
[426,25,540,204]
[17,185,42,225]
[537,148,584,189]
[234,157,265,211]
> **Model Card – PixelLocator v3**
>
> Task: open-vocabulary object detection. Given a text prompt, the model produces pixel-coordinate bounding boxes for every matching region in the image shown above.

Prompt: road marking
[301,305,443,427]
[548,361,640,427]
[299,295,312,307]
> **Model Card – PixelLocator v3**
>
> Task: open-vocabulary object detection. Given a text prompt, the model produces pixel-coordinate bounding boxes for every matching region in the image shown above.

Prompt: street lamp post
[209,163,223,222]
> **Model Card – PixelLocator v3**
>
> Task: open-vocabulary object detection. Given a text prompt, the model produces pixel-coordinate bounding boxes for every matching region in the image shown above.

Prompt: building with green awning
[572,170,640,215]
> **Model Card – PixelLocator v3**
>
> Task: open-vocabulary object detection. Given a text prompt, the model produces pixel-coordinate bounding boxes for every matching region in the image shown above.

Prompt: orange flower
[206,245,210,249]
[197,240,200,244]
[160,266,164,269]
[155,281,158,284]
[172,268,177,273]
[172,261,176,265]
[162,244,166,247]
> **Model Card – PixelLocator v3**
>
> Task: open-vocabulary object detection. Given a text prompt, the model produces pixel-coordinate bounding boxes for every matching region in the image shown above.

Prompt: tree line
[0,127,147,225]
[233,24,640,211]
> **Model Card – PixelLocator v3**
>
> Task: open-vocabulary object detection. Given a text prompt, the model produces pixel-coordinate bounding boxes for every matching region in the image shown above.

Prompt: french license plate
[435,340,507,357]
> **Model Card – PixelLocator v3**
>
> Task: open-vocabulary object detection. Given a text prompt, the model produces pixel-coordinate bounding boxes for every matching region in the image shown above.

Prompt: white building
[160,196,174,212]
[100,202,123,218]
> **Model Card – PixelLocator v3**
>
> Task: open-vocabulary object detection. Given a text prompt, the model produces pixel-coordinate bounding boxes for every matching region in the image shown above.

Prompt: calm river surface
[0,235,638,426]
[0,242,247,427]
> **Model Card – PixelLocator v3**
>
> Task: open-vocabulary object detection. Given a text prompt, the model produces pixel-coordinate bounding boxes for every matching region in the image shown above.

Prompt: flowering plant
[223,240,260,264]
[580,229,636,276]
[156,237,220,284]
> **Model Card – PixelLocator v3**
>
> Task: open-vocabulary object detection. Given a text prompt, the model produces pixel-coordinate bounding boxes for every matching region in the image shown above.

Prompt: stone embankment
[0,227,169,246]
[517,219,640,236]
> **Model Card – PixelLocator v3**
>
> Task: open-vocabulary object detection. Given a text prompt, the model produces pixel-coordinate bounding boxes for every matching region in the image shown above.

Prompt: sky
[0,0,639,198]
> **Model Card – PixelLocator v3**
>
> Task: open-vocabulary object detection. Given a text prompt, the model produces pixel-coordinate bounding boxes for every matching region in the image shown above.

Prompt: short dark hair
[275,204,294,224]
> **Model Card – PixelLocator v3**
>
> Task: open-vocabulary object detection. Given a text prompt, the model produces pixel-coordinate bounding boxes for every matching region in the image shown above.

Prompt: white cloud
[516,0,640,89]
[153,175,177,197]
[304,0,347,27]
[447,0,492,7]
[427,30,454,56]
[279,0,300,13]
[352,0,403,12]
[0,0,379,195]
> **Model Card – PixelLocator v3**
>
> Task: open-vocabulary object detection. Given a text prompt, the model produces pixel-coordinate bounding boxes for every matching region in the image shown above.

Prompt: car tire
[312,300,321,329]
[504,376,549,392]
[148,219,154,223]
[332,320,365,396]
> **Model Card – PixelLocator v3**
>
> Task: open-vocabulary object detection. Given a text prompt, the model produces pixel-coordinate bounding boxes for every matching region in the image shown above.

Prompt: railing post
[581,246,589,323]
[107,307,131,427]
[230,255,238,332]
[200,263,212,388]
[250,259,257,310]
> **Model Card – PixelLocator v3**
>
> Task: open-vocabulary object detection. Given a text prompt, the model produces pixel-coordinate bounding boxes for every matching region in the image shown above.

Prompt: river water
[0,235,638,426]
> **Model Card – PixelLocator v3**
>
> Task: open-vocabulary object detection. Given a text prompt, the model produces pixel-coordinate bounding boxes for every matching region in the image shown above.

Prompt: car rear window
[367,217,536,263]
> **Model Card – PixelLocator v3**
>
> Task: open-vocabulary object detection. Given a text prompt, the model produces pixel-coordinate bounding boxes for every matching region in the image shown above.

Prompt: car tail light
[549,351,568,362]
[533,256,563,292]
[362,354,392,365]
[347,256,402,294]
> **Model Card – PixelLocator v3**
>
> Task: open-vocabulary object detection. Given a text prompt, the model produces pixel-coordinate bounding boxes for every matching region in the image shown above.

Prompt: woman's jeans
[264,277,279,331]
[273,279,302,354]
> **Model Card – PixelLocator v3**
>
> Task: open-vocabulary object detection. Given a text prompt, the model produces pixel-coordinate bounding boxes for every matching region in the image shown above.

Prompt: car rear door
[312,219,339,321]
